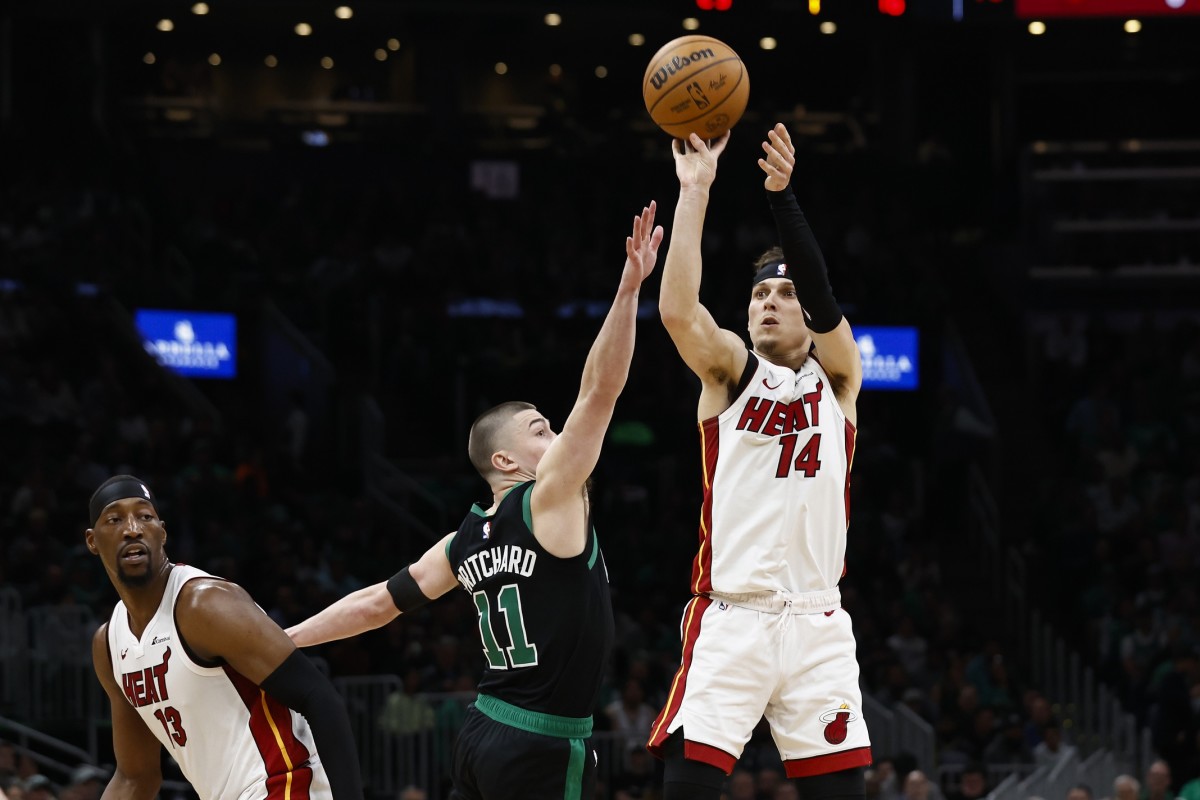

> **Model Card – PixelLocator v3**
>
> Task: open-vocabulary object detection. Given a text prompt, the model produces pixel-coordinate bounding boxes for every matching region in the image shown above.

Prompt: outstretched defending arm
[529,202,663,557]
[759,123,862,402]
[286,532,458,647]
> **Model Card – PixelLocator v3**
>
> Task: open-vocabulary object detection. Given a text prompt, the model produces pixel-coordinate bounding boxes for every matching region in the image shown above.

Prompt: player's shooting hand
[759,123,796,191]
[672,131,730,189]
[621,201,664,289]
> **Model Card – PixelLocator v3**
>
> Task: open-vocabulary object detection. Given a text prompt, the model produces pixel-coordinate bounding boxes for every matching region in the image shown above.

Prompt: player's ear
[491,451,516,474]
[84,528,98,555]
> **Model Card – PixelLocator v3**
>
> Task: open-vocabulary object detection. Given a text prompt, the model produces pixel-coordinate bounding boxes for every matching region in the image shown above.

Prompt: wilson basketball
[642,35,749,140]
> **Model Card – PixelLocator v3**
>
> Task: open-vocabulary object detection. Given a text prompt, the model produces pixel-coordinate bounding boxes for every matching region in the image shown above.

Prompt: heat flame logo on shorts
[819,703,857,745]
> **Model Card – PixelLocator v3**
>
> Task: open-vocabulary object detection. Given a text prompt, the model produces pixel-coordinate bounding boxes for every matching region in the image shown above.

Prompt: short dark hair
[754,246,785,274]
[467,402,535,480]
[1071,784,1095,800]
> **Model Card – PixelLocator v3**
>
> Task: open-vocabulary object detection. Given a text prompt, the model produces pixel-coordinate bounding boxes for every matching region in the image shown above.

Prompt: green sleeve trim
[468,503,488,517]
[521,482,534,533]
[587,531,599,570]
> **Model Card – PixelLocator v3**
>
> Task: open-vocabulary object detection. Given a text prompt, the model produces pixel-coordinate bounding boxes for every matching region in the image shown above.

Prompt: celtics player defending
[287,202,663,800]
[648,125,870,800]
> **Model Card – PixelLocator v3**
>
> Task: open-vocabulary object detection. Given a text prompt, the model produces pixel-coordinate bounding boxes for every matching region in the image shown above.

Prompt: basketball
[642,35,749,141]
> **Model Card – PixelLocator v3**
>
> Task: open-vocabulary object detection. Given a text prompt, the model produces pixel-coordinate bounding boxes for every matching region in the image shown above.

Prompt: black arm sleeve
[767,186,843,334]
[386,566,432,613]
[259,650,364,800]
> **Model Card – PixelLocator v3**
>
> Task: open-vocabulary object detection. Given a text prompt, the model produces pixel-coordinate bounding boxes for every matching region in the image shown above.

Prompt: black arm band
[260,650,364,800]
[767,186,843,334]
[386,566,432,613]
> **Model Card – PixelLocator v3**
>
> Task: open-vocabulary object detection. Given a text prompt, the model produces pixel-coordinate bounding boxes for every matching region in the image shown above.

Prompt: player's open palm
[673,132,730,189]
[622,201,664,289]
[759,123,796,191]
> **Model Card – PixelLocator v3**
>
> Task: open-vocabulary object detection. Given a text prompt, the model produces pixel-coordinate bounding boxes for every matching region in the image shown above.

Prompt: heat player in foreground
[86,475,364,800]
[648,123,872,800]
[287,202,664,800]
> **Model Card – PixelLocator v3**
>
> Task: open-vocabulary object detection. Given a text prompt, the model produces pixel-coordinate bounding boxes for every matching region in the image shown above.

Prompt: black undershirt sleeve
[259,650,364,800]
[767,186,843,334]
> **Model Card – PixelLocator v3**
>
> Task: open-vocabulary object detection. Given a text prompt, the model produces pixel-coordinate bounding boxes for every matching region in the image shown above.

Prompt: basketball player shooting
[85,475,364,800]
[647,124,871,800]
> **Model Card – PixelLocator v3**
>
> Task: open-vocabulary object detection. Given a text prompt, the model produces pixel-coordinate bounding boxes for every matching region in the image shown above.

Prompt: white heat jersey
[106,565,332,800]
[691,353,855,595]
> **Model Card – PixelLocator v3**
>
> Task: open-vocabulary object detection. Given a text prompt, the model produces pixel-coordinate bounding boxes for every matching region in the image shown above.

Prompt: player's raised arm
[658,132,749,404]
[286,532,458,647]
[759,123,862,404]
[175,580,365,800]
[529,202,662,557]
[92,624,163,800]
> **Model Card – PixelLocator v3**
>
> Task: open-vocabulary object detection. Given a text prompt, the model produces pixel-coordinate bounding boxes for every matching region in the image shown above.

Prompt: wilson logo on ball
[648,48,718,90]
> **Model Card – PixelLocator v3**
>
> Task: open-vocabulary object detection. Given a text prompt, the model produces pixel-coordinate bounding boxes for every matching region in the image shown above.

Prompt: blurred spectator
[604,678,656,768]
[1143,760,1177,800]
[60,766,107,800]
[1032,719,1076,767]
[1068,784,1095,800]
[948,763,987,800]
[1114,775,1141,800]
[376,668,435,735]
[904,770,934,800]
[755,767,784,799]
[984,713,1034,767]
[774,784,801,800]
[19,776,56,800]
[727,769,755,800]
[888,615,930,685]
[610,746,657,800]
[866,756,900,800]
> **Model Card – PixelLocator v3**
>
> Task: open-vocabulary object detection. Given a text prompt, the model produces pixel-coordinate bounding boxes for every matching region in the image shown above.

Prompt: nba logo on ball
[643,35,749,140]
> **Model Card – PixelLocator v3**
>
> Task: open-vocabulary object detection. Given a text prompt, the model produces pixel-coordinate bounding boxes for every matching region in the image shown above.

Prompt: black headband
[752,260,791,286]
[89,476,159,525]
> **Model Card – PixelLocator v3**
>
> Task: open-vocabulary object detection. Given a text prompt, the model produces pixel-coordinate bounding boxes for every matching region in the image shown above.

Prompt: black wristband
[260,650,364,800]
[386,566,432,613]
[766,187,843,334]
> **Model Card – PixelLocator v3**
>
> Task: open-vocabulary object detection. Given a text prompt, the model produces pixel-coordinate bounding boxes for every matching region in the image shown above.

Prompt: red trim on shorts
[647,595,713,758]
[225,666,314,799]
[684,740,738,775]
[843,417,856,527]
[690,417,720,594]
[783,746,873,778]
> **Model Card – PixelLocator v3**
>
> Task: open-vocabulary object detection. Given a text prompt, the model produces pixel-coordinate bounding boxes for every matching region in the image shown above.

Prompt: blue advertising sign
[855,326,918,391]
[136,309,237,379]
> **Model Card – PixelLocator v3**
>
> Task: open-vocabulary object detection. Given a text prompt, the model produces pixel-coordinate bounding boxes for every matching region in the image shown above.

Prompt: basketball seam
[645,57,744,117]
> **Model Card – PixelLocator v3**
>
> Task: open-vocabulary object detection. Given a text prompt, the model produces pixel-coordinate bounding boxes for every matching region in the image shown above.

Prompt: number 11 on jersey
[473,584,539,669]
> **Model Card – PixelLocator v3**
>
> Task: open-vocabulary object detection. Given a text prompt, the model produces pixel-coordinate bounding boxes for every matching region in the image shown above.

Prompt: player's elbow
[658,301,693,333]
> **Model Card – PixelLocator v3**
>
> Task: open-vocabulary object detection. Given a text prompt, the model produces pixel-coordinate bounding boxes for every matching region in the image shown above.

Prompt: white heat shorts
[647,590,873,777]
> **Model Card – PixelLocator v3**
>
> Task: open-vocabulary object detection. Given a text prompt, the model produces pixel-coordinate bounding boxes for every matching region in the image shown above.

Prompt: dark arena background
[2,0,1200,798]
